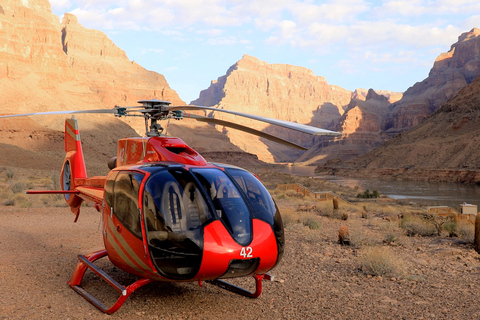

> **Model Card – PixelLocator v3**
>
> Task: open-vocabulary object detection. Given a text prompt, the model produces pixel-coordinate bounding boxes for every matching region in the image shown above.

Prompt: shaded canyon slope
[383,28,480,136]
[301,28,480,166]
[0,0,253,173]
[319,74,480,183]
[296,89,395,165]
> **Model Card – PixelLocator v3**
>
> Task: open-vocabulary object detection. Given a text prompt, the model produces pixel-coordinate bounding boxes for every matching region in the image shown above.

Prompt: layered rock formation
[321,74,480,183]
[192,55,353,162]
[304,28,480,166]
[297,89,393,164]
[0,1,183,115]
[383,28,480,135]
[0,0,249,172]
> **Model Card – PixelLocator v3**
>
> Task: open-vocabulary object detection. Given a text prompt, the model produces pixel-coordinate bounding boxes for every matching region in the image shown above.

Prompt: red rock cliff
[192,55,353,162]
[383,28,480,135]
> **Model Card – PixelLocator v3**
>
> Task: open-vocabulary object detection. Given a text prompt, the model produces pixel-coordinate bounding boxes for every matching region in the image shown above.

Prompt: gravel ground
[2,206,480,320]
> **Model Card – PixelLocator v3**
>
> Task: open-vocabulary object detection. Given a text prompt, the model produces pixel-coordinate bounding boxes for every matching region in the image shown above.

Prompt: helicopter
[0,99,340,314]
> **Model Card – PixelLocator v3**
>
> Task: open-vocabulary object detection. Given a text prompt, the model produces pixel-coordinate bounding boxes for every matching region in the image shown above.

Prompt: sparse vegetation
[357,189,380,199]
[400,213,437,237]
[360,246,403,277]
[5,169,14,179]
[11,182,25,194]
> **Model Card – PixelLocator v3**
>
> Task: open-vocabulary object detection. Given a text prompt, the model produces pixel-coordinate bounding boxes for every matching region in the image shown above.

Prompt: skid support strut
[68,249,154,314]
[207,273,274,298]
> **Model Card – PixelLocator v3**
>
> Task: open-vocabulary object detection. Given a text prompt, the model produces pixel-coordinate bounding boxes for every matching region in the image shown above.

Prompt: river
[281,165,480,209]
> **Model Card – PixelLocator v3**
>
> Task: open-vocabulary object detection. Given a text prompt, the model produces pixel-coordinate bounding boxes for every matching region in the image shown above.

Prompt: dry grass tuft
[400,213,437,237]
[360,246,404,277]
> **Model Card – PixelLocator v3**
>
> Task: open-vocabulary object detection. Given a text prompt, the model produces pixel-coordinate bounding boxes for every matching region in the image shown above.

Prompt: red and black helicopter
[0,99,339,313]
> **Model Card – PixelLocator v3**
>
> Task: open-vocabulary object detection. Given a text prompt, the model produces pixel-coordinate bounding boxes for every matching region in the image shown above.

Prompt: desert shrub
[400,213,437,237]
[383,233,399,245]
[13,194,31,208]
[360,246,403,277]
[357,189,380,198]
[11,182,25,194]
[443,221,457,237]
[457,222,475,242]
[299,215,321,230]
[5,169,14,179]
[338,225,350,245]
[280,211,297,227]
[421,213,449,236]
[4,199,15,206]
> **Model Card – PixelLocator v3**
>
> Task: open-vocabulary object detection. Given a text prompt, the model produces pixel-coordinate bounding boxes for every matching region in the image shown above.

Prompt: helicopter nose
[196,219,279,280]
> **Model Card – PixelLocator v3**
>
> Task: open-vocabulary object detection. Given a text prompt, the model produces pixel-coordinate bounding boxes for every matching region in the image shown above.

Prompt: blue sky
[50,0,480,103]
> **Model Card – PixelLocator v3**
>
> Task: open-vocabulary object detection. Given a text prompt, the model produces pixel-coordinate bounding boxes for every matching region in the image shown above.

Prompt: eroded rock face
[61,13,183,107]
[0,0,234,170]
[383,28,480,135]
[192,54,353,162]
[297,89,392,164]
[0,0,183,119]
[323,74,480,183]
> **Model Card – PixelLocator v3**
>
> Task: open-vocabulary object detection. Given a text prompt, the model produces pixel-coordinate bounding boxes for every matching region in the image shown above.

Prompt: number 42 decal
[240,247,253,258]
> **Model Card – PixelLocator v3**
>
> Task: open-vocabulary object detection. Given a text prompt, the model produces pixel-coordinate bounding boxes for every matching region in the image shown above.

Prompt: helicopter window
[113,172,144,239]
[144,169,211,234]
[104,171,119,208]
[225,168,277,224]
[192,168,252,246]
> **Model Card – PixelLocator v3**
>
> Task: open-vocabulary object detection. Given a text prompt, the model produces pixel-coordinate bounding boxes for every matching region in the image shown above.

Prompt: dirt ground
[2,201,480,320]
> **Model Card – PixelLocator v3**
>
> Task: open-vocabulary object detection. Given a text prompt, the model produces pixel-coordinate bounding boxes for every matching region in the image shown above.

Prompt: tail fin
[62,117,87,219]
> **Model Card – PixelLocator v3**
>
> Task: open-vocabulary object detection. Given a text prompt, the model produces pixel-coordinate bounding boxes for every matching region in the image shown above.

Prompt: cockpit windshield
[143,168,211,279]
[191,168,253,246]
[142,166,279,279]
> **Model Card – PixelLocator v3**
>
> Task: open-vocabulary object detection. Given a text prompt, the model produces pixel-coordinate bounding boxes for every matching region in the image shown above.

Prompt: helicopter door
[111,172,144,239]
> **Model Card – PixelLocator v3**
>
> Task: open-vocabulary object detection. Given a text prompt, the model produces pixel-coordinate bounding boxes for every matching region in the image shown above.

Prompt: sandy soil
[1,203,480,320]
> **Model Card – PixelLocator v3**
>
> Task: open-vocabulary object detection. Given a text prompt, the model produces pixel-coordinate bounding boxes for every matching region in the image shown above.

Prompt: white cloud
[206,35,251,46]
[196,29,224,37]
[56,0,479,65]
[49,0,72,10]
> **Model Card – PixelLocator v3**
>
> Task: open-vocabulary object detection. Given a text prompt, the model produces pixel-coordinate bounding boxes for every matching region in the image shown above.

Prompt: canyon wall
[320,74,480,183]
[383,28,480,136]
[0,0,247,172]
[192,54,353,162]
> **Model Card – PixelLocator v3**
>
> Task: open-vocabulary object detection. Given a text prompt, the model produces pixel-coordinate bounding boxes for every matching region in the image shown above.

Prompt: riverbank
[316,165,480,185]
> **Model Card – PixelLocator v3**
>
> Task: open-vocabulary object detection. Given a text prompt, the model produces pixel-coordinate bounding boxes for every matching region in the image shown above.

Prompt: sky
[49,0,480,104]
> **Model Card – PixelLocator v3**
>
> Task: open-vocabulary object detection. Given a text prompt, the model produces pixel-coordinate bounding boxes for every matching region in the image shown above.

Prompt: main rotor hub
[135,99,180,137]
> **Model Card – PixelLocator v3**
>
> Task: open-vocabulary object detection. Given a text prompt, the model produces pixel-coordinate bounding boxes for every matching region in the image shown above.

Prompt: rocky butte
[192,54,354,163]
[192,54,406,164]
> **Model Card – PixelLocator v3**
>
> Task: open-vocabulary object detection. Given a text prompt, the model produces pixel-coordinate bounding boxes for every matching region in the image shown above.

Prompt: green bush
[357,189,380,199]
[443,221,457,237]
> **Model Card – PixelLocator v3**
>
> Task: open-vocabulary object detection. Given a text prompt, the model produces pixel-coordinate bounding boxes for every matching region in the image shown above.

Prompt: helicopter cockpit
[141,165,283,280]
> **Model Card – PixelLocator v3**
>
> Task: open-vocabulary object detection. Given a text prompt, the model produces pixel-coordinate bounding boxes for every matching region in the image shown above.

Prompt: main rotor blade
[184,113,308,150]
[0,109,116,118]
[168,105,341,136]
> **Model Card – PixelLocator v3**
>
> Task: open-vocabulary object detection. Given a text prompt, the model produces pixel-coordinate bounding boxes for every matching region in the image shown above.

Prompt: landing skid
[67,249,154,314]
[207,273,274,298]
